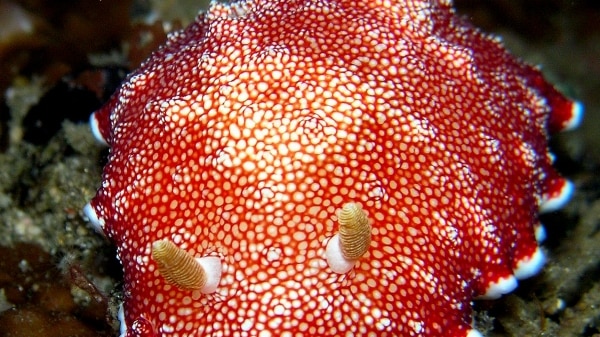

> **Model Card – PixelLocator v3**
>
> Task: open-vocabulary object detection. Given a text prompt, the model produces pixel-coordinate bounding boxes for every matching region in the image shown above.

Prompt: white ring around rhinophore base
[195,256,222,294]
[325,234,355,274]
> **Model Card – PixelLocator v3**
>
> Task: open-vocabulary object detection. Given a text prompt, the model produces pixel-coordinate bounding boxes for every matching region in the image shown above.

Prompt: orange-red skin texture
[88,0,578,336]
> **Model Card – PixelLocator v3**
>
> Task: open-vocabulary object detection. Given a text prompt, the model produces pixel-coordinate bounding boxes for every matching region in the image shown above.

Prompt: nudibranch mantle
[84,0,582,336]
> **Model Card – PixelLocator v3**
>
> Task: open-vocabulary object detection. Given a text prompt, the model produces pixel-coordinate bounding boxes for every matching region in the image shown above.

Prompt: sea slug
[84,0,582,336]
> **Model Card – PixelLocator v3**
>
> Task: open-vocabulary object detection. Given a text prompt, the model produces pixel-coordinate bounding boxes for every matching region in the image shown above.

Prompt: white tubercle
[325,234,356,274]
[540,179,574,213]
[466,329,484,337]
[195,256,222,294]
[562,100,584,131]
[479,274,518,300]
[118,303,127,337]
[89,112,109,146]
[513,246,546,280]
[534,223,547,242]
[83,202,105,235]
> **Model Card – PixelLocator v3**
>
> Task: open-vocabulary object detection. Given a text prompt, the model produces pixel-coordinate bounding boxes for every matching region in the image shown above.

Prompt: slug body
[85,0,582,336]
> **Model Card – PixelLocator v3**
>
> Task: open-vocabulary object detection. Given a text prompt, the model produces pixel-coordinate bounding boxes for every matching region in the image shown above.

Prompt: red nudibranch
[83,0,583,336]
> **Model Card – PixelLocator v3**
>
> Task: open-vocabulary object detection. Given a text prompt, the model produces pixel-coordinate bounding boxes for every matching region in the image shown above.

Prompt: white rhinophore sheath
[325,233,355,274]
[195,256,222,294]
